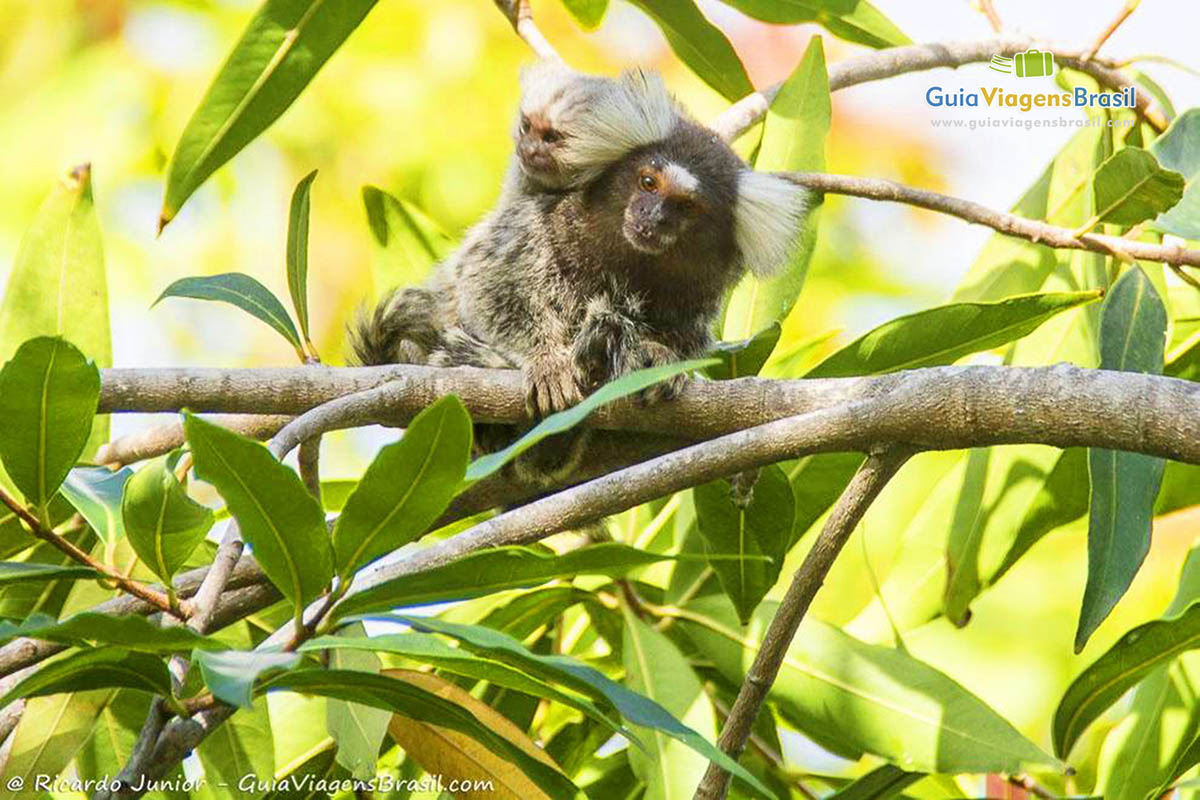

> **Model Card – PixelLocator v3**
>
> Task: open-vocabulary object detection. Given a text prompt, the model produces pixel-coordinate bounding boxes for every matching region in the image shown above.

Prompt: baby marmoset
[351,63,807,419]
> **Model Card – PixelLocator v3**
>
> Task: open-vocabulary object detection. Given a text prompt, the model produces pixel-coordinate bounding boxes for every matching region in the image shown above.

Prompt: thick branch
[711,36,1168,141]
[98,364,1200,463]
[782,171,1200,269]
[693,450,911,800]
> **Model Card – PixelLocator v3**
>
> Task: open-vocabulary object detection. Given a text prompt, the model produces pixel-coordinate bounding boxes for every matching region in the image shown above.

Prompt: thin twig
[694,449,912,800]
[780,171,1200,269]
[95,414,290,467]
[711,36,1168,141]
[1009,773,1055,799]
[977,0,1003,32]
[0,486,180,616]
[1081,0,1141,63]
[493,0,562,61]
[707,689,819,800]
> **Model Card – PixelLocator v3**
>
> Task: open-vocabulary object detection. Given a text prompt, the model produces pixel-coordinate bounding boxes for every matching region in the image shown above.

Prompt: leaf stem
[0,485,182,617]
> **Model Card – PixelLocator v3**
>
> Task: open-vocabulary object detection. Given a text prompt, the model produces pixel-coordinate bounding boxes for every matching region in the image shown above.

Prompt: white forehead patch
[663,163,699,193]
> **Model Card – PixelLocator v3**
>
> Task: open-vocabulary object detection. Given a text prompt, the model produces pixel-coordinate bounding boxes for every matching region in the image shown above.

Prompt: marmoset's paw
[524,351,586,418]
[636,341,687,406]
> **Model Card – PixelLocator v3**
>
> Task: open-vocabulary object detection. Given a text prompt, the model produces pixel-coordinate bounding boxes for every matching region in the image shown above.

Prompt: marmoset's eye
[639,173,658,193]
[543,129,562,143]
[518,116,531,135]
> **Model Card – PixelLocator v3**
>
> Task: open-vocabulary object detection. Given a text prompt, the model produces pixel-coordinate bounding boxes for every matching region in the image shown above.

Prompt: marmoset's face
[621,155,706,255]
[515,112,569,188]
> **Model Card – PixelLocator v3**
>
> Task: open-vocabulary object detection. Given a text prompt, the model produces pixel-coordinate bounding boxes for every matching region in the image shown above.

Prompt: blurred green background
[2,0,1200,785]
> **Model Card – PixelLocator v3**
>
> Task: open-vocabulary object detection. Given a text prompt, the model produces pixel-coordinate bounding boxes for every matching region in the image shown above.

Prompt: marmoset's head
[515,61,679,190]
[598,121,809,277]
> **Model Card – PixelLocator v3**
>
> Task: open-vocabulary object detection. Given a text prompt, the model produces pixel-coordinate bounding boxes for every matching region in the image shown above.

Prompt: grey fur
[350,67,808,421]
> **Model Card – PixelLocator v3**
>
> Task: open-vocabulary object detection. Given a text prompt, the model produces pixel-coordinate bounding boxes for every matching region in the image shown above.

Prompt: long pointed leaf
[184,413,332,610]
[287,169,318,346]
[154,273,303,355]
[1077,267,1167,652]
[161,0,378,226]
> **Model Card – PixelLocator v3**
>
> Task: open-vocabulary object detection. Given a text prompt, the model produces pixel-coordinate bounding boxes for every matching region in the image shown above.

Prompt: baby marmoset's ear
[734,170,810,277]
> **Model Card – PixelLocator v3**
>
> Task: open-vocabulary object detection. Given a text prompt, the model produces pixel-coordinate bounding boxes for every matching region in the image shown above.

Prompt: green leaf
[194,648,301,709]
[1096,659,1200,799]
[722,38,828,339]
[184,414,332,610]
[154,273,303,355]
[1,690,117,800]
[719,0,909,48]
[0,337,100,508]
[60,466,132,544]
[1150,108,1200,238]
[626,0,753,101]
[694,465,795,624]
[286,169,318,346]
[300,632,622,738]
[1056,586,1200,757]
[6,612,219,653]
[332,543,670,619]
[259,668,583,798]
[0,165,110,454]
[160,0,379,226]
[0,562,98,586]
[1077,267,1167,653]
[561,0,609,28]
[705,323,781,380]
[325,624,388,780]
[622,611,717,800]
[678,595,1059,773]
[942,448,991,627]
[0,648,172,709]
[332,396,471,576]
[75,690,191,799]
[361,186,455,293]
[1088,147,1184,228]
[827,764,924,800]
[807,290,1103,378]
[122,455,215,584]
[370,614,775,798]
[199,695,275,790]
[464,359,714,484]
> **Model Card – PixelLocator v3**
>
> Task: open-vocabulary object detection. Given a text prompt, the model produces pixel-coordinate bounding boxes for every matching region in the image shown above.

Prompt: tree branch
[693,449,912,800]
[711,36,1168,141]
[780,171,1200,269]
[95,414,290,467]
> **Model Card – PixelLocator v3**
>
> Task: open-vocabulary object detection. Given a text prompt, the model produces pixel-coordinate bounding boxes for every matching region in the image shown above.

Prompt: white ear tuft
[734,171,809,277]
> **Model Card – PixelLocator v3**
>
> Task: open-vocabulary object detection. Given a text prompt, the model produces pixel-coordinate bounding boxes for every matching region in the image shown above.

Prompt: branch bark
[693,449,912,800]
[711,35,1168,141]
[98,364,1200,463]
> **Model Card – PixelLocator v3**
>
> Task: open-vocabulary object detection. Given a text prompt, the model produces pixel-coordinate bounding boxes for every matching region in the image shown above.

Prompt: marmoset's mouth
[624,221,669,254]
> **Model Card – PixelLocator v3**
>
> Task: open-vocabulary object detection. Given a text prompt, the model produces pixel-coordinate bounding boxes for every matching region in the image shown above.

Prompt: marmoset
[352,64,807,425]
[350,61,678,387]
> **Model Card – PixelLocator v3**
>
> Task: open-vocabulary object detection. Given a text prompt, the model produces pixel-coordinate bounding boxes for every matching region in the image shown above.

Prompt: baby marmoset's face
[514,61,601,190]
